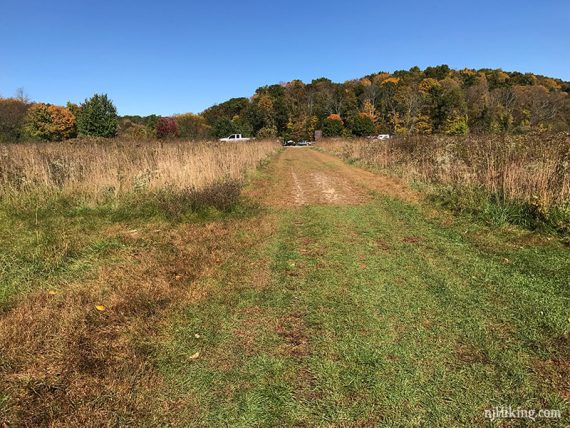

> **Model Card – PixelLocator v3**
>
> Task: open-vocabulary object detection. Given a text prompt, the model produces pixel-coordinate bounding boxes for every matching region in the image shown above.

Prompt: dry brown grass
[322,133,570,207]
[0,217,268,426]
[0,139,279,197]
[321,133,570,233]
[0,139,281,426]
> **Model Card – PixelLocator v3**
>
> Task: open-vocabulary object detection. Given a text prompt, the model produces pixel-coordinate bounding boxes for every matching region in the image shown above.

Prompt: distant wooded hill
[156,65,570,140]
[2,65,569,142]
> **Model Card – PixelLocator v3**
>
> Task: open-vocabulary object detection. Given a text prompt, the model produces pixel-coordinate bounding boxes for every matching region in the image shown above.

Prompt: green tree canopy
[77,94,118,138]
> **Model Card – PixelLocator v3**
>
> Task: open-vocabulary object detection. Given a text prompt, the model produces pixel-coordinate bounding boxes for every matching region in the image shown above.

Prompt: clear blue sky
[1,0,568,116]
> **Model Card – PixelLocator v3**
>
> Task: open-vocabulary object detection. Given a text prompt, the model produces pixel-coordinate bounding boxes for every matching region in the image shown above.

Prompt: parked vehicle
[219,134,253,142]
[375,134,391,140]
[282,139,313,147]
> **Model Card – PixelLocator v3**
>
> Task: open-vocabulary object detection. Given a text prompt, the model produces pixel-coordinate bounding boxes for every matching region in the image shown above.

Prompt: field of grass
[159,202,569,426]
[1,140,568,426]
[321,133,570,237]
[0,140,278,306]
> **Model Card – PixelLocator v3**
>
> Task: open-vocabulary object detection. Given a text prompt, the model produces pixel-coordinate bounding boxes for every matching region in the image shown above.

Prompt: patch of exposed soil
[249,148,417,207]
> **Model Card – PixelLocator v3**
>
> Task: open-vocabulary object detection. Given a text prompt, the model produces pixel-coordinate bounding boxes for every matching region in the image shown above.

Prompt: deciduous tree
[24,103,76,141]
[0,98,29,142]
[322,114,344,137]
[156,117,178,139]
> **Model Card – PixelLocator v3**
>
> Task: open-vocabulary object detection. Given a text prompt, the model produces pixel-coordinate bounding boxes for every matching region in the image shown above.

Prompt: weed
[322,133,570,235]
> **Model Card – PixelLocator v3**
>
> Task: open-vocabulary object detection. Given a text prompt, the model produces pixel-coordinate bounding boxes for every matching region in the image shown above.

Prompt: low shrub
[153,179,242,219]
[155,117,178,139]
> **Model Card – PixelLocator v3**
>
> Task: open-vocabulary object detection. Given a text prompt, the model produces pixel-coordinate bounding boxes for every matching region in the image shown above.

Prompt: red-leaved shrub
[155,117,178,139]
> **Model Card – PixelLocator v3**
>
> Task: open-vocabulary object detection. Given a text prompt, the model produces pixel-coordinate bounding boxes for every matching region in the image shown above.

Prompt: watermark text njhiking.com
[484,406,561,421]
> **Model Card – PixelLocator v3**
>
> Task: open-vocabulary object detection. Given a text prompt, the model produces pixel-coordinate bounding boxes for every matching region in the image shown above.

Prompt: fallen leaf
[95,305,106,312]
[194,333,201,338]
[48,290,58,296]
[190,351,200,359]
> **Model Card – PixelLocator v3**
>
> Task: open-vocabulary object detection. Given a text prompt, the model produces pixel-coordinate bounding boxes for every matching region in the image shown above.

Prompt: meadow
[0,139,279,316]
[0,139,278,197]
[0,136,568,426]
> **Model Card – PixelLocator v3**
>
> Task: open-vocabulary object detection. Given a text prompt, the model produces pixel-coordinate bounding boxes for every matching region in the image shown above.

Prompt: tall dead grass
[324,133,570,206]
[0,140,279,197]
[0,139,280,425]
[322,133,570,232]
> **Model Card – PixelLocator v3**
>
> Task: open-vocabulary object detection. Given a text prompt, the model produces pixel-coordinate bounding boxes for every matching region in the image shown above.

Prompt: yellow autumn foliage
[381,77,400,86]
[24,103,76,141]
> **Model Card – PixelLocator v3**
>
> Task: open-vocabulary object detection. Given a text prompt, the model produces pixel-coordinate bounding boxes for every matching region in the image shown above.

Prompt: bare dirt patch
[248,148,417,208]
[402,236,424,244]
[275,312,309,357]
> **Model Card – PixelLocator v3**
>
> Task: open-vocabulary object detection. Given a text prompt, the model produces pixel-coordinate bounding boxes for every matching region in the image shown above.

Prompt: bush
[213,118,236,138]
[23,103,76,141]
[256,126,278,139]
[175,113,210,140]
[188,179,242,212]
[118,119,155,140]
[156,117,178,139]
[151,180,242,220]
[443,114,469,135]
[0,98,29,142]
[322,114,344,137]
[350,113,375,137]
[77,94,118,138]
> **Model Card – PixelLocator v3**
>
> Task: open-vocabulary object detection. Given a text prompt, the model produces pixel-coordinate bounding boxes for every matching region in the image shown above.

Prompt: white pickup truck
[218,134,253,142]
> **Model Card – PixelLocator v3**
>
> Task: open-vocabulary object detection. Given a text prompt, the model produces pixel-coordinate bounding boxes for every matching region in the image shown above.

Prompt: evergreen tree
[77,94,118,137]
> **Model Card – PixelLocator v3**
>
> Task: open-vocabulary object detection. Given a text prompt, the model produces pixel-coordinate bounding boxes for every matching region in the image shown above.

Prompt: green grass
[0,182,246,308]
[159,195,569,426]
[0,198,123,307]
[428,185,570,238]
[2,155,568,426]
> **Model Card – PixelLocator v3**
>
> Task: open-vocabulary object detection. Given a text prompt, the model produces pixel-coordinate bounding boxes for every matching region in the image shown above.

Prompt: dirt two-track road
[250,147,416,207]
[1,147,568,427]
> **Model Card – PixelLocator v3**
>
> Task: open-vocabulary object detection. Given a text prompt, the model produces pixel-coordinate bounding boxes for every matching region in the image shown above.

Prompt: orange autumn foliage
[381,77,400,86]
[327,113,343,123]
[24,103,76,141]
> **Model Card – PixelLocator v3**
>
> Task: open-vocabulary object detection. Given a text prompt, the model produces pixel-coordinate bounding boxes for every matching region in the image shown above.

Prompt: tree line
[197,65,569,140]
[0,93,118,142]
[1,65,568,143]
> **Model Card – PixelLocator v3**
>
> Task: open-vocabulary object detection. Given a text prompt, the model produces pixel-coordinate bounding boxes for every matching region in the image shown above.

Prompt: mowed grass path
[158,150,569,427]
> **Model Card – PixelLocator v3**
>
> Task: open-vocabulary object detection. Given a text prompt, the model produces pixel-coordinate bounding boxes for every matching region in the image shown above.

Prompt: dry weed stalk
[0,140,279,197]
[323,133,570,208]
